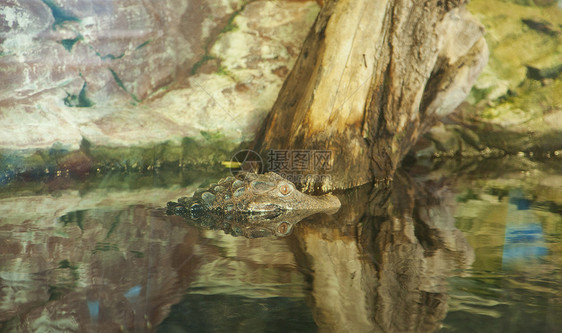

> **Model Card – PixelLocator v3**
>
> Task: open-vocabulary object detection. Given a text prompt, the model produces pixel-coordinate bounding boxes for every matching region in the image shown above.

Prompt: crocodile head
[234,172,340,212]
[170,172,341,215]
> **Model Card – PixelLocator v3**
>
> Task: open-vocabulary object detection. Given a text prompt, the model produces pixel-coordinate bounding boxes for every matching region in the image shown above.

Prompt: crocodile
[167,172,340,217]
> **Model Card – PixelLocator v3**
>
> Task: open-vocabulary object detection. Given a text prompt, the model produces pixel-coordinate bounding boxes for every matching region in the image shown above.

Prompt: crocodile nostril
[190,203,203,219]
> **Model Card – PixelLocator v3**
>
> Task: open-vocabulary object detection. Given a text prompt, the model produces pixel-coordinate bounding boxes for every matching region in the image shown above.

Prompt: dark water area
[1,158,561,332]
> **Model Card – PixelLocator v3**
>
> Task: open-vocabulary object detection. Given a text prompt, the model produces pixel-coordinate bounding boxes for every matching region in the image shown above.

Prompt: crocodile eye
[276,221,292,235]
[278,183,293,196]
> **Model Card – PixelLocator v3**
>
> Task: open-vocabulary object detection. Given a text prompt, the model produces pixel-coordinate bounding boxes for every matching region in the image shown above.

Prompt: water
[0,159,560,332]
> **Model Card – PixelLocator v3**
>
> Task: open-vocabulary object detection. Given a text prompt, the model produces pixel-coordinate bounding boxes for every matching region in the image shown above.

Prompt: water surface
[1,160,560,332]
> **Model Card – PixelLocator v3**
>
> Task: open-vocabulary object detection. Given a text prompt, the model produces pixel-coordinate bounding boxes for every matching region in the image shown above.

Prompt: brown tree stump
[254,0,488,191]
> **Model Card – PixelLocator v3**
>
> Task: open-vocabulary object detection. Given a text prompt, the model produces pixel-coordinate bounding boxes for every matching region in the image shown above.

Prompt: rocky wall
[0,0,320,173]
[415,0,562,159]
[2,0,561,177]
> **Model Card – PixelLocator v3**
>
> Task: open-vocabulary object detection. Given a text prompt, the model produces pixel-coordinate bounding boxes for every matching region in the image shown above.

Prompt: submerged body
[167,172,341,217]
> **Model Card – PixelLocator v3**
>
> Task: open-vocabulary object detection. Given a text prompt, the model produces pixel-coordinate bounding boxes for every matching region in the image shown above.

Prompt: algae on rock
[417,0,562,159]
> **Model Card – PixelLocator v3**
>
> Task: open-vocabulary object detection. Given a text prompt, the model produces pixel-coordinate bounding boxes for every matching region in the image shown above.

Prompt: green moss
[457,188,481,203]
[88,146,151,170]
[477,75,562,130]
[130,250,144,258]
[200,130,224,141]
[98,52,124,60]
[216,1,247,39]
[487,187,510,201]
[464,0,562,144]
[468,0,562,87]
[526,63,562,80]
[0,135,247,197]
[58,259,77,270]
[85,135,239,171]
[1,144,74,176]
[216,64,233,77]
[109,68,126,91]
[105,213,122,239]
[222,14,239,34]
[24,152,48,170]
[470,86,494,103]
[109,68,140,102]
[191,54,216,75]
[191,2,248,76]
[60,210,85,230]
[506,0,556,7]
[0,161,232,199]
[48,285,72,301]
[42,0,80,29]
[60,34,83,51]
[93,242,120,253]
[64,81,95,107]
[181,135,235,165]
[136,40,151,50]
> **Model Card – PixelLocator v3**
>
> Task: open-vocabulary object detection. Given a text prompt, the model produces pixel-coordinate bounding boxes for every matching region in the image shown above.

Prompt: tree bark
[254,0,488,191]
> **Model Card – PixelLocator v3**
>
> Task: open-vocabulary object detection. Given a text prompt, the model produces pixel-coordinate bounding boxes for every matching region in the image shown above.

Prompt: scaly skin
[167,172,341,215]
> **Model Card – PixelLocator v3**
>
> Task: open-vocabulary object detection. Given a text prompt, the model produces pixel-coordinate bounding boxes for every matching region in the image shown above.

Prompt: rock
[522,18,559,36]
[413,0,562,159]
[0,1,320,165]
[525,63,562,80]
[3,0,559,173]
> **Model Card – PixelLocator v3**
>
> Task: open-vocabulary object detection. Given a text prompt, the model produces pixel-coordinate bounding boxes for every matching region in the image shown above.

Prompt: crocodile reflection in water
[167,204,335,238]
[166,172,341,237]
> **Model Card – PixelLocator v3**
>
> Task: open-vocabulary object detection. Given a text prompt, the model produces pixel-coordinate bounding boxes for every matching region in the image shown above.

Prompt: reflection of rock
[0,180,315,330]
[0,173,218,330]
[0,206,201,331]
[432,159,562,330]
[433,158,562,272]
[183,228,308,299]
[291,171,474,332]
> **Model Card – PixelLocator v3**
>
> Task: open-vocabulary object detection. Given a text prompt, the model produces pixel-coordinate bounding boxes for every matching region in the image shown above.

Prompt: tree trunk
[253,0,488,191]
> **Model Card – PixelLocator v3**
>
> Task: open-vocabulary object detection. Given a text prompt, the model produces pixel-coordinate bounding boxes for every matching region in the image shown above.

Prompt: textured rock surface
[3,0,560,174]
[0,0,319,152]
[415,0,562,158]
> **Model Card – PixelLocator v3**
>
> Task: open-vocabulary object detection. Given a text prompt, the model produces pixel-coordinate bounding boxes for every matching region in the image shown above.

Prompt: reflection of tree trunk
[254,0,488,191]
[291,171,474,332]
